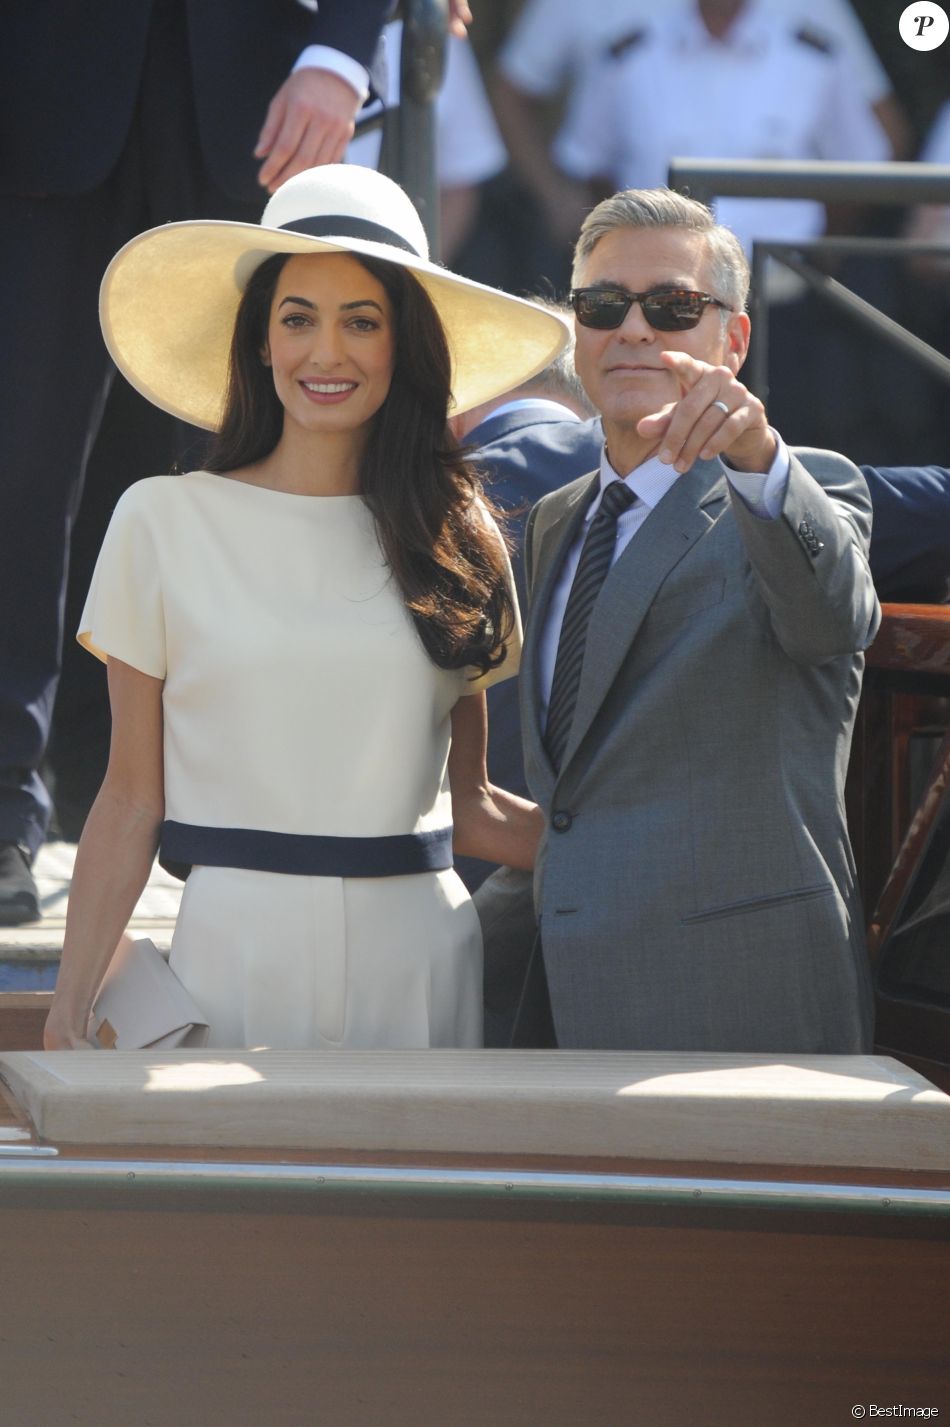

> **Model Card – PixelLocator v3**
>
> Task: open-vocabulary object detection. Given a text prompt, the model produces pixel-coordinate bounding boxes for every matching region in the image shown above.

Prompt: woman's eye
[281,312,310,328]
[349,316,380,332]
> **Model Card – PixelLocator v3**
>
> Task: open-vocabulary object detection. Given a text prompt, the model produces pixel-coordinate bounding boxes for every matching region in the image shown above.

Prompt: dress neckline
[189,470,366,503]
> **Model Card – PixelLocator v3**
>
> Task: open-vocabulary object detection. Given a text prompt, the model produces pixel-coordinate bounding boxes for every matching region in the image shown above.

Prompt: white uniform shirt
[347,22,507,187]
[553,1,889,258]
[498,0,889,104]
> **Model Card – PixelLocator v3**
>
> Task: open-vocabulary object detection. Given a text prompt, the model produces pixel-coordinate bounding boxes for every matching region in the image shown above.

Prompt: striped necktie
[544,479,637,773]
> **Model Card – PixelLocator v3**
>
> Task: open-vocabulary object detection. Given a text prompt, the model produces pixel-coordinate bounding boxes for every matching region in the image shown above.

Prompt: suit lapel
[557,460,728,775]
[521,471,600,793]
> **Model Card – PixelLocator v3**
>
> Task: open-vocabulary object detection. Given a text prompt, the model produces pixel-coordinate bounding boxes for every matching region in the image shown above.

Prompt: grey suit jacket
[515,447,880,1053]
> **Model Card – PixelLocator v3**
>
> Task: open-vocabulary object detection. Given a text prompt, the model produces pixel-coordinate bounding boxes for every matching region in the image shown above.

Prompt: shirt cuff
[293,46,370,103]
[723,431,790,520]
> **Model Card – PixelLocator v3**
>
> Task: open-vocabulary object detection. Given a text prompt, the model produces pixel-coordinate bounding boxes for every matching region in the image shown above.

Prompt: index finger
[659,350,715,394]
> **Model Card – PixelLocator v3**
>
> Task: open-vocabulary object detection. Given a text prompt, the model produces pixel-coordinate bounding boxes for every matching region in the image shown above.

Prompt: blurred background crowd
[36,0,950,837]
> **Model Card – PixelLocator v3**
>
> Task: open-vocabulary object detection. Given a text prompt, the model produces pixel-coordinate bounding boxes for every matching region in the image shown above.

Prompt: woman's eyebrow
[277,295,384,313]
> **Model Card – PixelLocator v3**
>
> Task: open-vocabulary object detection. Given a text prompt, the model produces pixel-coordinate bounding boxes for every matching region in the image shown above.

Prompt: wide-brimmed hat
[100,164,570,428]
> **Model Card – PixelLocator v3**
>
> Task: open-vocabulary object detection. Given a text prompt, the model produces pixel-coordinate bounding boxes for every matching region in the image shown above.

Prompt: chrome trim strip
[0,1160,947,1215]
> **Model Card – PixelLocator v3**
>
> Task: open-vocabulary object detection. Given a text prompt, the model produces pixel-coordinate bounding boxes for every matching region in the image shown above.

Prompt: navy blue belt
[159,820,453,883]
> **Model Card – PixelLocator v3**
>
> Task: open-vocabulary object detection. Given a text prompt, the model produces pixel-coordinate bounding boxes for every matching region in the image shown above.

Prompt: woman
[44,164,568,1051]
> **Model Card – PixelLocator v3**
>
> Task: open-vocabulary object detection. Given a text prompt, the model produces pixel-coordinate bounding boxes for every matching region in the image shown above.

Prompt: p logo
[900,1,949,49]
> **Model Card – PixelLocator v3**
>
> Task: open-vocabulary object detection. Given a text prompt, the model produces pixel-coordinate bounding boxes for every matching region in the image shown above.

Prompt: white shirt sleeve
[293,45,370,103]
[723,432,790,520]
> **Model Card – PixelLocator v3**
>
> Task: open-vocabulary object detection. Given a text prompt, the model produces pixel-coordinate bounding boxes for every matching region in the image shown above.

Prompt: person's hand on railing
[255,69,363,193]
[449,1,473,38]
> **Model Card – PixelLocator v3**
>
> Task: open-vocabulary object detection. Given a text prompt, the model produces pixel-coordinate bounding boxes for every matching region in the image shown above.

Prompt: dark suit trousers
[0,3,261,854]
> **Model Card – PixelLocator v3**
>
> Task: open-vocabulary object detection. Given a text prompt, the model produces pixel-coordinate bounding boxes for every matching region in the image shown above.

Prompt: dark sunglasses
[570,286,732,332]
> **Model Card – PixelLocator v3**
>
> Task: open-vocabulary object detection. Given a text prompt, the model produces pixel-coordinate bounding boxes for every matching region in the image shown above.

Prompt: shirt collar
[584,447,680,524]
[671,0,769,57]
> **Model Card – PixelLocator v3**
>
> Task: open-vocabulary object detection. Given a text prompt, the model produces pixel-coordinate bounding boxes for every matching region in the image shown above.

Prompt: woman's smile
[299,378,360,403]
[263,252,395,438]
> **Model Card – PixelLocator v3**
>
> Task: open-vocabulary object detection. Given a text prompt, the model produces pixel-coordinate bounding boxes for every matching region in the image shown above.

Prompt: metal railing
[667,159,950,404]
[353,0,448,259]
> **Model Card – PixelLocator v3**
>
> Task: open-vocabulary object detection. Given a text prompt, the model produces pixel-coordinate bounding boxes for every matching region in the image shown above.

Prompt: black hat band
[279,216,422,258]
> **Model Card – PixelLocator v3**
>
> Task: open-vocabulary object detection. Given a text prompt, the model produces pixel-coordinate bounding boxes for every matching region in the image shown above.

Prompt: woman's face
[262,252,396,441]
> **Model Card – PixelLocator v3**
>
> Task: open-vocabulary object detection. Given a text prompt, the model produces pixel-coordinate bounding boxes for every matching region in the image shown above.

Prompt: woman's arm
[44,658,165,1049]
[449,693,543,871]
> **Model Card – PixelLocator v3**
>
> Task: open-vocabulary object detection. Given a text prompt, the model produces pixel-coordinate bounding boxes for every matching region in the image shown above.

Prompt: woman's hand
[43,1014,98,1051]
[449,694,543,870]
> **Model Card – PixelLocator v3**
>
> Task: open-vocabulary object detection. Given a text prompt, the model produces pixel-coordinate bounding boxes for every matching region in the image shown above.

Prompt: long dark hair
[205,252,513,677]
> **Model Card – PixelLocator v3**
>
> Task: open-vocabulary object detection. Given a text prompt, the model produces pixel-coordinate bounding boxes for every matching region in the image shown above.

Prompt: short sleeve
[77,481,167,678]
[462,501,523,695]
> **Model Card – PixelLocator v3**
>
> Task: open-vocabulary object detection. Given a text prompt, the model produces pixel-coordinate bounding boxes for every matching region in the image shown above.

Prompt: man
[489,187,879,1053]
[0,2,396,923]
[491,0,902,287]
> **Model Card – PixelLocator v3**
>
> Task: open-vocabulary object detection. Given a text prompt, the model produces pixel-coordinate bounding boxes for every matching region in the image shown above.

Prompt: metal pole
[669,158,950,206]
[398,0,448,259]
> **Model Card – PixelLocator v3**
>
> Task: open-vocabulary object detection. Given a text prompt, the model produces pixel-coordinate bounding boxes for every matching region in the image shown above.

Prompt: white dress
[79,471,521,1049]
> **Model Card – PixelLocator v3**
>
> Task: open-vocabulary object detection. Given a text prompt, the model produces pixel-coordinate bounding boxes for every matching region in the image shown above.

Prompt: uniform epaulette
[608,29,647,60]
[794,25,834,55]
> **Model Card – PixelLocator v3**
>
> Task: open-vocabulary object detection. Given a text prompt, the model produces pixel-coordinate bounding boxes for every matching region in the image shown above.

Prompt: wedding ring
[711,399,731,416]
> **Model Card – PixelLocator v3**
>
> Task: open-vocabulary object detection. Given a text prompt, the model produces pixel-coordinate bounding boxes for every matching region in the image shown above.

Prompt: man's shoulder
[475,415,602,505]
[531,468,599,524]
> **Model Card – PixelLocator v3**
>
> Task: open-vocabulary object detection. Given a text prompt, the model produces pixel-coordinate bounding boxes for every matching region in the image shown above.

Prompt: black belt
[159,820,453,883]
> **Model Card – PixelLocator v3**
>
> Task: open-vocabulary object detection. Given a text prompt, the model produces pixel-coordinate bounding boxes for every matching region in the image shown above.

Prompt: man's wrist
[293,45,370,102]
[723,430,778,474]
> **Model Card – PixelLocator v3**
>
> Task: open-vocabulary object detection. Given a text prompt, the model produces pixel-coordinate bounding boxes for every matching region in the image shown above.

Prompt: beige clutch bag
[90,935,210,1050]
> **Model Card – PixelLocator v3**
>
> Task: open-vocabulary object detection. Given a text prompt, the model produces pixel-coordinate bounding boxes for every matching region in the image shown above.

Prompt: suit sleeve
[728,446,880,664]
[311,0,392,68]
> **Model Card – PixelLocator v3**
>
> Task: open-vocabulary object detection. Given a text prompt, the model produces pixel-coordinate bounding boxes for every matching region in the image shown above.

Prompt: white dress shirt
[537,437,790,725]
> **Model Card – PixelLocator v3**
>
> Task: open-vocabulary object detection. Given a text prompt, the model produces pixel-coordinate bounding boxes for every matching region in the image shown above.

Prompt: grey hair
[571,188,750,314]
[517,299,597,417]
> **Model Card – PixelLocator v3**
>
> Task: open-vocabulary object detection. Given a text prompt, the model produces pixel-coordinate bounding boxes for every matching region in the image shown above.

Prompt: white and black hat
[100,163,570,428]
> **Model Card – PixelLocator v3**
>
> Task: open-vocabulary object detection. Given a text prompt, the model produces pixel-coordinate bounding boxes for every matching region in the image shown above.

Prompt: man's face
[572,226,749,440]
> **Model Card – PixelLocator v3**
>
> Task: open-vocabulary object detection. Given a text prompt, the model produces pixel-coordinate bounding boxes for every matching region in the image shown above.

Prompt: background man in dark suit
[0,1,394,922]
[859,465,950,605]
